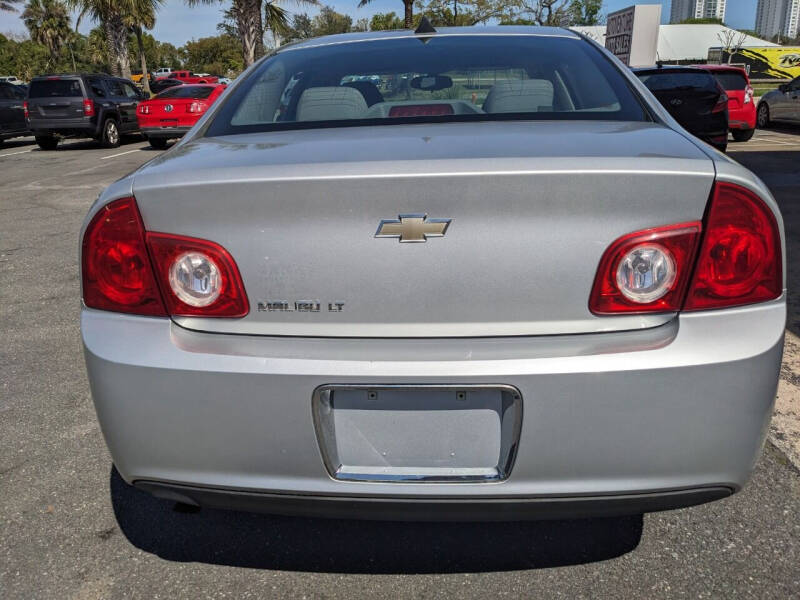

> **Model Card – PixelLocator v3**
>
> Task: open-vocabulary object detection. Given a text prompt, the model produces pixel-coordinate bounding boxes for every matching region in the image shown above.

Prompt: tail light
[83,99,95,117]
[82,198,166,316]
[683,182,782,310]
[187,101,208,113]
[82,197,248,318]
[138,104,150,115]
[711,92,728,113]
[744,85,754,104]
[23,101,28,119]
[589,223,702,314]
[589,182,782,314]
[146,233,249,317]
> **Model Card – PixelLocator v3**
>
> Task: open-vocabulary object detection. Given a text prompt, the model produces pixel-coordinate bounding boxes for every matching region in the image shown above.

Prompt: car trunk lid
[132,121,716,338]
[27,78,86,120]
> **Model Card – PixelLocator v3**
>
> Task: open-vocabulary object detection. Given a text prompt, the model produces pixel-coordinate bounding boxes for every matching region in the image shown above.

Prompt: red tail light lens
[83,99,95,117]
[82,198,166,316]
[146,233,249,317]
[711,93,728,113]
[82,197,249,318]
[138,104,150,114]
[684,182,782,310]
[744,85,754,104]
[187,101,208,114]
[589,222,702,314]
[23,101,29,118]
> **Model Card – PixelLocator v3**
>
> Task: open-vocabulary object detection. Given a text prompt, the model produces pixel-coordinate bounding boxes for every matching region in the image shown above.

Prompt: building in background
[755,0,800,40]
[670,0,727,23]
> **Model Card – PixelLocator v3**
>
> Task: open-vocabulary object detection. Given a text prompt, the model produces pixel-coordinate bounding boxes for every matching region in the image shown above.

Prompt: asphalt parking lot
[2,129,800,599]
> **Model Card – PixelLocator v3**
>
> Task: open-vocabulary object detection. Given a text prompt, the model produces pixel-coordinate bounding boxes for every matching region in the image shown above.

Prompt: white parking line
[0,148,33,158]
[101,149,141,160]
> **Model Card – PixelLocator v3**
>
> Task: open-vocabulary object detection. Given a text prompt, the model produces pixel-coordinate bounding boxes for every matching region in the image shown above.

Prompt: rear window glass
[636,71,716,92]
[156,86,215,99]
[711,71,747,90]
[205,35,647,136]
[28,79,83,98]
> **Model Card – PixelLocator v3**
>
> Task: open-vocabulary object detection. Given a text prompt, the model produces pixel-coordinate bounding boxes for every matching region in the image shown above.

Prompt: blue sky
[0,0,760,47]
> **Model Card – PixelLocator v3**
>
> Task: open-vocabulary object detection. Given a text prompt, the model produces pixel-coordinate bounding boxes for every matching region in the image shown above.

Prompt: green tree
[419,0,505,26]
[70,0,162,79]
[679,17,723,25]
[359,0,414,29]
[22,0,72,68]
[125,0,163,94]
[369,11,403,30]
[568,0,602,26]
[282,12,313,42]
[1,0,21,11]
[183,33,243,75]
[311,5,351,36]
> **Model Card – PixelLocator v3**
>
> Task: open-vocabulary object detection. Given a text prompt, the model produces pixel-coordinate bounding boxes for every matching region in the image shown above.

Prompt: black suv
[26,73,145,150]
[0,81,28,144]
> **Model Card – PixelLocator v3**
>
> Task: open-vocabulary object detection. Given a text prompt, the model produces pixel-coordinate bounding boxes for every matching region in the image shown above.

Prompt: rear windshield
[156,86,216,99]
[28,78,83,98]
[205,35,647,136]
[636,71,717,92]
[710,71,747,90]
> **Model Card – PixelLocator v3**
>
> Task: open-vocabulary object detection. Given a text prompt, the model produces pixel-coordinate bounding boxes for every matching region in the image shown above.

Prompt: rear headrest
[296,86,368,121]
[483,79,555,114]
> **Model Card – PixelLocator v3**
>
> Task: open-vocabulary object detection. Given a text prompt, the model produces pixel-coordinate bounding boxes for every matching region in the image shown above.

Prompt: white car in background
[0,76,24,85]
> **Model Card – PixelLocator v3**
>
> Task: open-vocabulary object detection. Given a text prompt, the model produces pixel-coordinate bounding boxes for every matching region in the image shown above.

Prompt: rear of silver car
[81,28,785,520]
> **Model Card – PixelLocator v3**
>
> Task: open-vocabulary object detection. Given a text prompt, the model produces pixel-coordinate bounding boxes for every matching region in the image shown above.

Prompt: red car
[137,84,226,149]
[157,70,218,84]
[694,65,756,142]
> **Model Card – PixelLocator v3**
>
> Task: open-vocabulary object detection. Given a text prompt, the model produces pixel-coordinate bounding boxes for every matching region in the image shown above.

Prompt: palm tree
[124,0,163,95]
[1,0,21,11]
[22,0,71,68]
[359,0,414,28]
[191,0,316,67]
[70,0,160,79]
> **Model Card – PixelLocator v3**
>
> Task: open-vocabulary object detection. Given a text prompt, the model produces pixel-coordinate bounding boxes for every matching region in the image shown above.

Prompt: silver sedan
[81,26,785,520]
[757,76,800,127]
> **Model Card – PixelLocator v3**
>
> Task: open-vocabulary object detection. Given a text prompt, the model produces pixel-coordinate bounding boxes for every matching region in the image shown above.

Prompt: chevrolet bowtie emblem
[375,214,452,243]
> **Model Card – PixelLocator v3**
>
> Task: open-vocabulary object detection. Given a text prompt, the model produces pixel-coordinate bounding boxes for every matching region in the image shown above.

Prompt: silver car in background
[757,75,800,127]
[81,27,785,520]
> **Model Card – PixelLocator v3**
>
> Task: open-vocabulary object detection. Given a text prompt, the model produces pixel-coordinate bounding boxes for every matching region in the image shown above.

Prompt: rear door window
[86,78,107,98]
[156,86,215,99]
[637,72,717,92]
[28,79,83,98]
[121,82,140,98]
[206,34,648,136]
[106,80,125,97]
[711,71,747,91]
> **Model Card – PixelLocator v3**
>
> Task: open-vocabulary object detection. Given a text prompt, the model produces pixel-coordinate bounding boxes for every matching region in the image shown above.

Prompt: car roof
[631,65,709,73]
[278,26,579,53]
[692,64,748,74]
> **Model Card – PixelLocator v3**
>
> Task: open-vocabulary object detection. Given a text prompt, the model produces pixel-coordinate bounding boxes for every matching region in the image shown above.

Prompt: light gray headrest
[296,86,368,121]
[483,79,555,113]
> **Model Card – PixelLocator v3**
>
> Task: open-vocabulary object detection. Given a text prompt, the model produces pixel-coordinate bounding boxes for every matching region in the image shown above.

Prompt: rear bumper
[83,299,785,519]
[29,117,98,137]
[141,126,190,138]
[729,105,757,130]
[135,480,732,521]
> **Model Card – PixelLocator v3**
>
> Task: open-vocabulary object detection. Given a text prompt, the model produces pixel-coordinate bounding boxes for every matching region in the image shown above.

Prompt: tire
[148,137,169,150]
[756,103,770,128]
[732,129,755,142]
[100,118,121,148]
[35,135,59,150]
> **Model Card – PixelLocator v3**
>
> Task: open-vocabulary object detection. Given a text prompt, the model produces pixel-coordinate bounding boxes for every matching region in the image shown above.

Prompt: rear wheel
[732,129,755,142]
[713,143,728,153]
[100,118,121,148]
[148,137,169,150]
[757,103,770,128]
[35,135,59,150]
